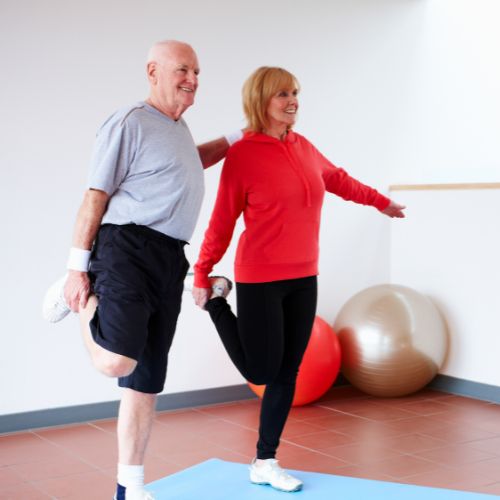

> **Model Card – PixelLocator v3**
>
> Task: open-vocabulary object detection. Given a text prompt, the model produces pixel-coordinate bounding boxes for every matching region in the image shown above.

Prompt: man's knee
[94,352,137,378]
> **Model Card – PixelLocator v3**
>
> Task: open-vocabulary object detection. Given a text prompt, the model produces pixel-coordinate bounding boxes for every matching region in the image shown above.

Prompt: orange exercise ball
[248,316,341,406]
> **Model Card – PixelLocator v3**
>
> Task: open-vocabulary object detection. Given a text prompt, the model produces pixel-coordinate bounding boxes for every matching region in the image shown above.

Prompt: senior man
[42,40,241,500]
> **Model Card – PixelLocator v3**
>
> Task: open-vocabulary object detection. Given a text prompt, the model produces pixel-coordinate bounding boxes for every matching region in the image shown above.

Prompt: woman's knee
[246,367,279,386]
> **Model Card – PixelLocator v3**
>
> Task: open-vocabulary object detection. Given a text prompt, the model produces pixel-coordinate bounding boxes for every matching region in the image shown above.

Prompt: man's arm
[64,188,109,312]
[197,130,244,169]
[197,137,231,169]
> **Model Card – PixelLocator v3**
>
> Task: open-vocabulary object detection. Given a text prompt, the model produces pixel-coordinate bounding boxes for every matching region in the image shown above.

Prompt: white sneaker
[184,273,233,299]
[209,276,233,300]
[113,486,155,500]
[249,458,303,492]
[183,272,195,292]
[42,274,71,323]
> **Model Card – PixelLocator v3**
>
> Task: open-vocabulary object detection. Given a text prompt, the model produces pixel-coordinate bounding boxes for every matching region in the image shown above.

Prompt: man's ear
[146,61,157,84]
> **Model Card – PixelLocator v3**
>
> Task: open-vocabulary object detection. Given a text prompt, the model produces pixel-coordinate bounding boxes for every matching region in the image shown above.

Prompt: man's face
[150,44,200,117]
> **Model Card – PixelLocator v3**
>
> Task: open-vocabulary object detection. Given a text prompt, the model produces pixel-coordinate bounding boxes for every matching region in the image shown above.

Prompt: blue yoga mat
[147,458,497,499]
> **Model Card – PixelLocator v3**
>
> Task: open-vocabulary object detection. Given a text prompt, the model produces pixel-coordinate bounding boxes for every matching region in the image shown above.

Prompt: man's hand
[192,286,211,309]
[381,200,406,218]
[64,188,108,312]
[64,270,91,312]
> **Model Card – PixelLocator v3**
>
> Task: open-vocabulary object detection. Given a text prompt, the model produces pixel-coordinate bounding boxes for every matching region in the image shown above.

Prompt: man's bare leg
[114,389,156,497]
[118,389,157,465]
[79,298,155,497]
[78,295,137,377]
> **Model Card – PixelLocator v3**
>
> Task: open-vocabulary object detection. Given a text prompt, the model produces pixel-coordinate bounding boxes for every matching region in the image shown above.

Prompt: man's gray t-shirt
[87,102,204,242]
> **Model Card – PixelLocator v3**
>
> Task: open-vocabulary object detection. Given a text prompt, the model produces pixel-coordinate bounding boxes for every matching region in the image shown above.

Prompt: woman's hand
[381,200,406,218]
[192,286,211,309]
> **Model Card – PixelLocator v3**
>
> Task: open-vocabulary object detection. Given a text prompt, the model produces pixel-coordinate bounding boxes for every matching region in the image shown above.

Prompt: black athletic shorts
[88,224,189,394]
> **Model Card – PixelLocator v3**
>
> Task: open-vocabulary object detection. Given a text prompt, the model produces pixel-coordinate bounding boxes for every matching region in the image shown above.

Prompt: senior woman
[192,66,405,492]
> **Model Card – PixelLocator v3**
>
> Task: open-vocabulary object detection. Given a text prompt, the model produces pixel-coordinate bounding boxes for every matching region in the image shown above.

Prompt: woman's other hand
[382,200,406,218]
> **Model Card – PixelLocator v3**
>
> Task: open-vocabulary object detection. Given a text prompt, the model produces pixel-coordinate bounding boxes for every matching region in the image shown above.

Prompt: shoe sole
[42,276,71,322]
[250,477,302,493]
[42,306,71,323]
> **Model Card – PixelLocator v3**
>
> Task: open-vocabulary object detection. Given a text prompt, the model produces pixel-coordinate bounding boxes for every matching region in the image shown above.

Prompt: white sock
[117,463,144,488]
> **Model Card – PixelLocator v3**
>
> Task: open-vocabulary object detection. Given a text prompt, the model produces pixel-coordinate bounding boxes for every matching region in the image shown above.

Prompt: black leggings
[205,276,317,459]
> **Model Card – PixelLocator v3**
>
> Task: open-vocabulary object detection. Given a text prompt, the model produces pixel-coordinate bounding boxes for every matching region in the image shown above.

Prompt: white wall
[1,0,499,415]
[390,186,500,386]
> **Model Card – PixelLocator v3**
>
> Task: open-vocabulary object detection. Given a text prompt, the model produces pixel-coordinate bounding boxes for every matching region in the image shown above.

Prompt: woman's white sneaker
[183,273,232,299]
[249,458,303,492]
[42,275,71,323]
[209,276,233,300]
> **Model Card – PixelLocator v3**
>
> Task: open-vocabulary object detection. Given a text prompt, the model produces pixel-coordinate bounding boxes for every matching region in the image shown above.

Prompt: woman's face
[266,88,299,130]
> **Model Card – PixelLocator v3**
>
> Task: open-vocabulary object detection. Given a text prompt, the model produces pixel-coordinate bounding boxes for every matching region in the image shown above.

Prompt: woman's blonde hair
[242,66,300,132]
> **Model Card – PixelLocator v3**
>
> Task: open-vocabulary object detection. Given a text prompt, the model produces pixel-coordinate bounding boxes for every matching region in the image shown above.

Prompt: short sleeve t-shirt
[87,102,204,242]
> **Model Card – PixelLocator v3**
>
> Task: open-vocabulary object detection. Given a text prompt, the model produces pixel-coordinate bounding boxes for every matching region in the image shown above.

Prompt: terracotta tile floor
[2,386,500,498]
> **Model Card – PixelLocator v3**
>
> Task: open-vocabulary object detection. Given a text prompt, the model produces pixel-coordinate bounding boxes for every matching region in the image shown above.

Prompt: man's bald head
[146,40,200,121]
[147,40,195,65]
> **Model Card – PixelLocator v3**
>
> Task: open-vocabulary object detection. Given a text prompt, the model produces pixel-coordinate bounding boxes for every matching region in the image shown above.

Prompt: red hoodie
[194,131,390,288]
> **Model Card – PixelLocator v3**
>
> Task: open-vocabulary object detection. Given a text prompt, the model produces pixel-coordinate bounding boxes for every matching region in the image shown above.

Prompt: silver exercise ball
[333,284,448,397]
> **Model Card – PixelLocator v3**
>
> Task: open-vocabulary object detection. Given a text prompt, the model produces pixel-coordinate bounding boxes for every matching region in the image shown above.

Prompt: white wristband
[67,247,91,272]
[224,129,243,146]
